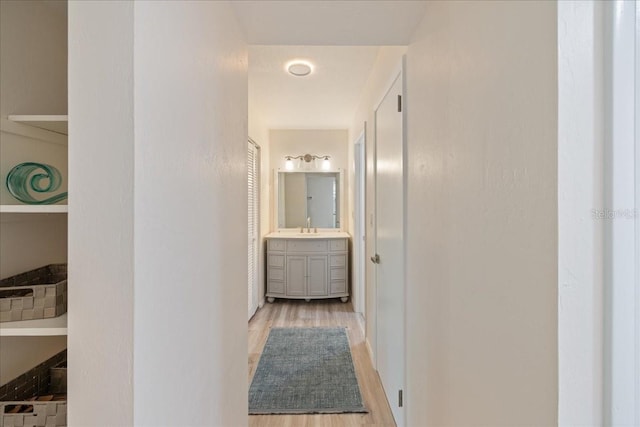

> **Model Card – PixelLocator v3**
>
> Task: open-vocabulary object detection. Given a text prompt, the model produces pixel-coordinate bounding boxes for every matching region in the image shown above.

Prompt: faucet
[306,217,311,233]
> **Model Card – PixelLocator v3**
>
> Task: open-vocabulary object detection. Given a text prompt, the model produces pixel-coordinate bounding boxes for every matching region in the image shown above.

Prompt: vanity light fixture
[286,60,314,77]
[284,154,331,170]
[285,156,295,170]
[321,156,331,170]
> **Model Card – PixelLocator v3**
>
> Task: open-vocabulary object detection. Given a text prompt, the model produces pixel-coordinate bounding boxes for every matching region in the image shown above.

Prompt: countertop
[265,231,350,239]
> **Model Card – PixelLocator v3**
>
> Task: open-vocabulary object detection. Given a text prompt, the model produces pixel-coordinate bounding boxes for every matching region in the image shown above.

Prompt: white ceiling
[249,45,380,129]
[241,1,426,130]
[231,1,427,46]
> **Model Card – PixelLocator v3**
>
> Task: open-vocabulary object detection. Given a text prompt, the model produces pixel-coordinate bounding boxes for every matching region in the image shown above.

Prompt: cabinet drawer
[330,268,346,281]
[330,254,347,268]
[268,239,286,251]
[287,240,328,252]
[330,280,347,294]
[268,255,285,268]
[330,239,347,251]
[268,281,284,294]
[269,268,284,281]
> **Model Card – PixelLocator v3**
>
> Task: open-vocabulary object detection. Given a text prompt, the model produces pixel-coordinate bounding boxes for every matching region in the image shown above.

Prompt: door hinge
[397,95,402,112]
[398,389,403,407]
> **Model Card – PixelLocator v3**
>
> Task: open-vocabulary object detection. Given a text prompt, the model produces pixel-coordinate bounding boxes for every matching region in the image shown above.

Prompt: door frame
[603,1,640,423]
[353,127,366,316]
[248,137,261,320]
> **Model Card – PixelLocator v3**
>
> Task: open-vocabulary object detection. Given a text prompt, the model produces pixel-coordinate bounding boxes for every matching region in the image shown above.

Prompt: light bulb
[322,157,331,170]
[285,158,294,170]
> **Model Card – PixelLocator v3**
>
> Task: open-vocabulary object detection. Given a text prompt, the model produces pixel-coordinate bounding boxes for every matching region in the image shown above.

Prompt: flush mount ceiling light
[286,60,314,77]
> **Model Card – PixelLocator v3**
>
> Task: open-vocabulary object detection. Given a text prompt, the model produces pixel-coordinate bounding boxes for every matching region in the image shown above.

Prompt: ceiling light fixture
[286,60,314,77]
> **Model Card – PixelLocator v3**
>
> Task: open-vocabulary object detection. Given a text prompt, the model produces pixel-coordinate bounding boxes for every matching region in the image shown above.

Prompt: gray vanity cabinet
[265,235,349,303]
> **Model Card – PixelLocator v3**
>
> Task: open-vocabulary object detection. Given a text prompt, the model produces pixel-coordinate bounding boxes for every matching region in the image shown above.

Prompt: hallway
[56,1,640,424]
[248,300,396,426]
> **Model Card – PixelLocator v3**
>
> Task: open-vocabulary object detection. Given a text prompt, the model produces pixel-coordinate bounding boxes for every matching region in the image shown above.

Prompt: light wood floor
[248,299,396,427]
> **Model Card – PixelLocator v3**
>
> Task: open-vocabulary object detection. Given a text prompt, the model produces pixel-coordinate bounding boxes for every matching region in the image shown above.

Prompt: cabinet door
[286,256,306,296]
[267,280,285,294]
[307,256,328,296]
[267,254,285,294]
[330,280,347,294]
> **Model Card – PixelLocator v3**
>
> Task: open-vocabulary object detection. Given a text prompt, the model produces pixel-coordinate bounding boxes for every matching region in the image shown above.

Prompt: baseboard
[355,312,365,332]
[365,337,376,368]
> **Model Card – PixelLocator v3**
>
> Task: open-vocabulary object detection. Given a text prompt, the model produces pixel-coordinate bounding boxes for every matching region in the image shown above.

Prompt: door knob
[370,254,380,264]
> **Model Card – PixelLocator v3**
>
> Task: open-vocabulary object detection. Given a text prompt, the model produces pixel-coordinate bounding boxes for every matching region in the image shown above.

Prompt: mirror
[277,172,340,229]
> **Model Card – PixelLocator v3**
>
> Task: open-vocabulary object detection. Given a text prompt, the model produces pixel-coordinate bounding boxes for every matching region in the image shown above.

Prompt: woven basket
[0,264,67,322]
[48,363,66,395]
[0,402,66,427]
[0,351,66,427]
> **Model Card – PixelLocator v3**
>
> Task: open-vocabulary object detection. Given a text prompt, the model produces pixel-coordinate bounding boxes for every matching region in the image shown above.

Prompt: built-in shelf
[7,115,68,135]
[0,313,67,336]
[0,205,68,214]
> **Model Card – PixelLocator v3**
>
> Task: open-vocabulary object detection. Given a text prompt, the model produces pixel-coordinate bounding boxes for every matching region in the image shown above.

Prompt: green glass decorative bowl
[6,162,68,205]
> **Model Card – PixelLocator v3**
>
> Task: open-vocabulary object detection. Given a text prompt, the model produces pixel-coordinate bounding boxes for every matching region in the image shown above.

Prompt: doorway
[248,138,260,320]
[354,129,366,316]
[248,42,409,426]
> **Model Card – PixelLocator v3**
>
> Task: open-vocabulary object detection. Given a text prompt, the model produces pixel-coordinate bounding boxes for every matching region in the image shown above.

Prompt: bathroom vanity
[265,232,350,302]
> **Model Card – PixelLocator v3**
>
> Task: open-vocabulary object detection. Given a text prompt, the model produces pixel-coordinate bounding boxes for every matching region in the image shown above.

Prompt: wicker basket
[0,350,66,427]
[48,363,66,395]
[0,402,66,427]
[0,264,67,322]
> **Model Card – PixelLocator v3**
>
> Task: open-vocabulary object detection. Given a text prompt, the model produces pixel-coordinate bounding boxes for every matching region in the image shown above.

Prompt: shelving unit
[7,115,68,135]
[0,0,69,394]
[0,314,67,337]
[1,116,69,369]
[0,205,68,214]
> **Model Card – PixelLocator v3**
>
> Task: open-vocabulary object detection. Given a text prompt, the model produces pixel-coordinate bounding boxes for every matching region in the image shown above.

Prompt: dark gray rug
[249,327,368,415]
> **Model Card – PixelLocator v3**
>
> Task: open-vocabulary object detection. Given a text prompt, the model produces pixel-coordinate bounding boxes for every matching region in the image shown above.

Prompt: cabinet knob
[370,254,380,264]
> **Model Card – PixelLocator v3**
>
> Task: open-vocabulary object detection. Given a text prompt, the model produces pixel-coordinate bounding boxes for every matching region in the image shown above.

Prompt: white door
[374,72,405,426]
[247,139,260,320]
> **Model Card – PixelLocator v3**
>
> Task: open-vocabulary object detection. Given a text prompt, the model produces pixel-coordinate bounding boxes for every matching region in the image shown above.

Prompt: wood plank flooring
[248,299,396,427]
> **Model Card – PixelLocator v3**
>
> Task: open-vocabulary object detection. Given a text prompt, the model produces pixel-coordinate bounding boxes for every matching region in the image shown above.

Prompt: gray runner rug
[248,327,368,415]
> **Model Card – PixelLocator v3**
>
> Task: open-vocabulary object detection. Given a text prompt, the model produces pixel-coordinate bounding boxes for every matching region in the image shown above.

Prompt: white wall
[68,1,134,425]
[347,46,406,356]
[133,2,247,425]
[558,1,604,424]
[269,129,348,229]
[68,1,248,425]
[405,2,558,425]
